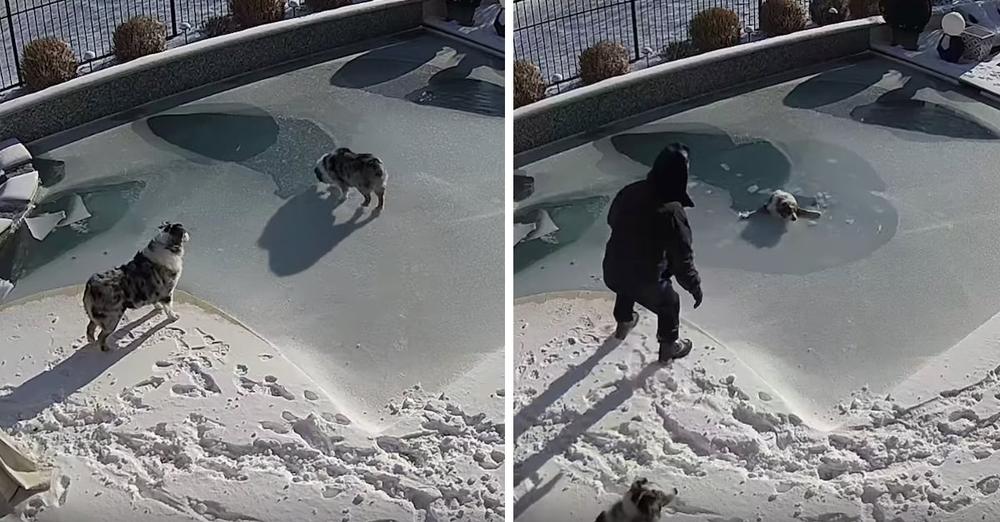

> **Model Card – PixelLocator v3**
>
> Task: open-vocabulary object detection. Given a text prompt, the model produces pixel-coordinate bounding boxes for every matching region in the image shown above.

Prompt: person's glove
[690,286,703,309]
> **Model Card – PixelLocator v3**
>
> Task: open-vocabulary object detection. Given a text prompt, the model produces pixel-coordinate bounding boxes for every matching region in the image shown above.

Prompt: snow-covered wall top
[0,0,423,146]
[513,18,883,157]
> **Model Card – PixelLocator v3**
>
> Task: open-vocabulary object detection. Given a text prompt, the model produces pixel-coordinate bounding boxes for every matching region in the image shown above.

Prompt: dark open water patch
[406,78,504,117]
[139,104,336,199]
[0,179,146,284]
[513,195,608,273]
[850,99,1000,140]
[606,126,898,274]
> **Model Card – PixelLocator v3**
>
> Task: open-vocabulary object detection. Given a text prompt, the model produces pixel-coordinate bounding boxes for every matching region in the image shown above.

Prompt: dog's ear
[159,221,171,231]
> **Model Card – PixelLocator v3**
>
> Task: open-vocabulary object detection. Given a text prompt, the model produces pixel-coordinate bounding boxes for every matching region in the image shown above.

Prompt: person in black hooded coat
[602,143,703,361]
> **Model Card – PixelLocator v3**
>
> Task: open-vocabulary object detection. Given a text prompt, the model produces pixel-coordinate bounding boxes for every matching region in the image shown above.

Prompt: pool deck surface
[514,55,1000,423]
[1,30,504,421]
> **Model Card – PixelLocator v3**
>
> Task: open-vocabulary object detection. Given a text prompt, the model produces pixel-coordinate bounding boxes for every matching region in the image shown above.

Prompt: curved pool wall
[0,0,424,145]
[514,18,882,156]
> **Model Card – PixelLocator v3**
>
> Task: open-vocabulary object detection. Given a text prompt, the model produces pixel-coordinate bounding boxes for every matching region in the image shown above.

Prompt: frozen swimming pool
[514,55,1000,424]
[0,30,504,422]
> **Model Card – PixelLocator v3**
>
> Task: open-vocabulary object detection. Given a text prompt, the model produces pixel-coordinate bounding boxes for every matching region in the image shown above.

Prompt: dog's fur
[83,222,189,351]
[595,478,677,522]
[314,148,387,211]
[762,190,823,221]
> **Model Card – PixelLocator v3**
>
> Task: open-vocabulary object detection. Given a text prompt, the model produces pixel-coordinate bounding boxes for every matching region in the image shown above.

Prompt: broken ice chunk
[0,279,12,302]
[25,211,66,241]
[514,222,536,245]
[746,184,759,193]
[720,163,731,171]
[525,209,559,242]
[57,194,92,228]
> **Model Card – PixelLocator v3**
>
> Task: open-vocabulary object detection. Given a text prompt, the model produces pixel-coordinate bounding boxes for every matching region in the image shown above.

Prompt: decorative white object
[25,211,66,241]
[0,139,31,171]
[180,22,192,31]
[83,51,96,60]
[0,171,38,204]
[942,12,966,36]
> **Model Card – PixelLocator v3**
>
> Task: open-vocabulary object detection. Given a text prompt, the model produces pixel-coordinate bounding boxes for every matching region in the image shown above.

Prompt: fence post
[169,0,179,38]
[629,0,640,61]
[4,0,20,84]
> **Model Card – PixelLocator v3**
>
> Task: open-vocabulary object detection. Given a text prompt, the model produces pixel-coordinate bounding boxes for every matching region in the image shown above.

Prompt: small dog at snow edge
[314,147,388,212]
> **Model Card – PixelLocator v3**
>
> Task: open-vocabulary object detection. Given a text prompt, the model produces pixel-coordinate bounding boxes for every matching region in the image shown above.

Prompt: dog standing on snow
[314,148,387,212]
[83,222,189,351]
[745,190,823,221]
[595,478,677,522]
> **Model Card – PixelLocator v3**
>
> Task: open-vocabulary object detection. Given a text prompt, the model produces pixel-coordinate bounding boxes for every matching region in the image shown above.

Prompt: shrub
[306,0,351,11]
[229,0,284,29]
[760,0,807,36]
[113,16,166,62]
[690,8,741,52]
[21,37,78,92]
[848,0,879,18]
[881,0,930,32]
[809,0,848,26]
[201,14,240,37]
[659,40,699,62]
[578,41,630,85]
[514,60,545,108]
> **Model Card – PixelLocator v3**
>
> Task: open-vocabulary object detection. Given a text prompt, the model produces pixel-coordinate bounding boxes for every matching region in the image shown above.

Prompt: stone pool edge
[513,18,883,156]
[0,0,424,144]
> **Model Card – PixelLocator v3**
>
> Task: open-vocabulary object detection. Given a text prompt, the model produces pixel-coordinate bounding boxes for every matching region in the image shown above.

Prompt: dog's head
[157,221,190,247]
[624,478,677,518]
[771,191,799,221]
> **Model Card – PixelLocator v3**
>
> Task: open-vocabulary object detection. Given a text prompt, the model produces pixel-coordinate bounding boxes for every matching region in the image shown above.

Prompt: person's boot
[614,312,639,340]
[658,338,692,362]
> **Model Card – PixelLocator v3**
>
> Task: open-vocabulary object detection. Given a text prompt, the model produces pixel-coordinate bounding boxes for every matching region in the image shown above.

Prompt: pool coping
[0,0,424,145]
[513,17,884,156]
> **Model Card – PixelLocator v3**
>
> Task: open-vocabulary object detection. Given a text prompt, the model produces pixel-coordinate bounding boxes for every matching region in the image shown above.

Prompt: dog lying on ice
[314,148,387,212]
[595,478,677,522]
[742,190,823,222]
[83,222,189,351]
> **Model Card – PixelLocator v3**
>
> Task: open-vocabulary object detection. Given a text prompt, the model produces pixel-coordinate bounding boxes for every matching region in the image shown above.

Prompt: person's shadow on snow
[258,187,377,277]
[0,310,170,428]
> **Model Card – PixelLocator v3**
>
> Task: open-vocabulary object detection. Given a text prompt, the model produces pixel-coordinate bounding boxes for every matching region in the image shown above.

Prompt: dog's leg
[375,188,386,212]
[335,180,350,202]
[98,310,124,352]
[86,321,98,343]
[361,189,372,208]
[161,295,178,321]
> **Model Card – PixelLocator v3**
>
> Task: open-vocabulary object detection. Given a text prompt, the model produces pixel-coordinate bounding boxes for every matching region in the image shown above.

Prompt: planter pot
[445,0,481,26]
[890,26,921,50]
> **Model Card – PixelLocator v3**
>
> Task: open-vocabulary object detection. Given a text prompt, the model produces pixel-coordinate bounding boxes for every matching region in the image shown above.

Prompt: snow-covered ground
[513,292,1000,521]
[0,289,504,521]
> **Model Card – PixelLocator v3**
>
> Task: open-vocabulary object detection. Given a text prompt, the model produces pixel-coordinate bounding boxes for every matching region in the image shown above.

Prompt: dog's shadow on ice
[739,211,789,249]
[258,188,377,276]
[0,310,169,428]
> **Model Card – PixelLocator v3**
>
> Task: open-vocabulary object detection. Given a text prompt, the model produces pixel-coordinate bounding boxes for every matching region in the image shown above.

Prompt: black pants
[612,279,680,343]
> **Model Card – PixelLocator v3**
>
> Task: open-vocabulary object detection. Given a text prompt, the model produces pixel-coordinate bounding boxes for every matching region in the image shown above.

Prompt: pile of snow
[0,289,504,521]
[513,292,1000,521]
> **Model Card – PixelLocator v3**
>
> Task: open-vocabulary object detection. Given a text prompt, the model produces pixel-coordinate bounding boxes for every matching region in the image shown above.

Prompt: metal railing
[1,0,229,91]
[513,0,801,85]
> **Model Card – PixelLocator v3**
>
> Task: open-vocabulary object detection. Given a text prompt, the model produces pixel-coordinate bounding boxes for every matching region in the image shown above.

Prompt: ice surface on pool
[1,32,504,422]
[515,56,1000,422]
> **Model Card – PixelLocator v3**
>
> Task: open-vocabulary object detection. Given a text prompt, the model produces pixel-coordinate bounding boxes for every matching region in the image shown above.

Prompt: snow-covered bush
[690,8,741,52]
[21,38,78,92]
[848,0,880,18]
[229,0,284,28]
[659,40,699,62]
[514,60,545,108]
[579,41,630,85]
[760,0,807,36]
[113,16,167,62]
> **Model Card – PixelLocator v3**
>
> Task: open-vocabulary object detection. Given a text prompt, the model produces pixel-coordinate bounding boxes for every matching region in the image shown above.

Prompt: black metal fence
[1,0,229,91]
[513,0,795,85]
